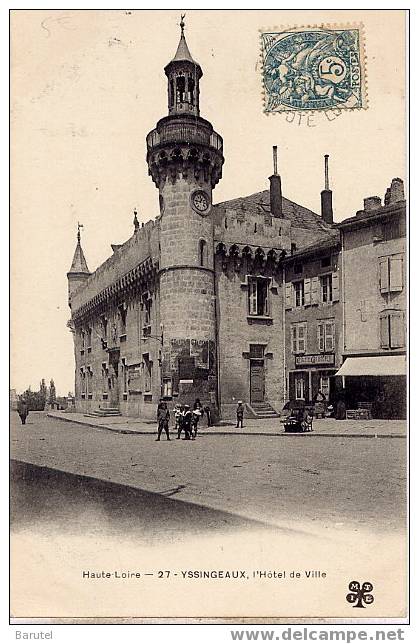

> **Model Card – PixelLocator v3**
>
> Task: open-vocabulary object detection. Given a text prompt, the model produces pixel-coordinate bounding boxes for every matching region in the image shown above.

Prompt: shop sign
[295,354,335,367]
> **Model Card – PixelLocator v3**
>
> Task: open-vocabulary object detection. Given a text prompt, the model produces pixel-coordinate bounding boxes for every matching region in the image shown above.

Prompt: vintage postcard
[10,9,407,622]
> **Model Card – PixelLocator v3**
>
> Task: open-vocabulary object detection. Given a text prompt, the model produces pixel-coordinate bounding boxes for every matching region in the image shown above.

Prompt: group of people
[156,398,213,442]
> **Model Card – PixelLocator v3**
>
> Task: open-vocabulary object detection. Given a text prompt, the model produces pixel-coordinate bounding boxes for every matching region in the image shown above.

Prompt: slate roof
[282,233,341,262]
[213,189,336,235]
[334,200,406,231]
[68,240,90,275]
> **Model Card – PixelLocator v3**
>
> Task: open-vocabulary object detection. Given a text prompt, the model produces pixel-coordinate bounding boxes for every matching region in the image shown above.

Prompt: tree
[21,386,45,411]
[48,379,57,405]
[39,379,47,408]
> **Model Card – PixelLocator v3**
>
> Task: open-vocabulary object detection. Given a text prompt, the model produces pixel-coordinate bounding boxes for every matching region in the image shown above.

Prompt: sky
[10,9,406,396]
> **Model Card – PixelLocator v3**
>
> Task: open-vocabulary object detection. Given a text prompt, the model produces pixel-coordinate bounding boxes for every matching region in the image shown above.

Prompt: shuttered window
[379,310,405,349]
[248,277,269,316]
[379,255,404,294]
[292,322,307,354]
[317,319,335,352]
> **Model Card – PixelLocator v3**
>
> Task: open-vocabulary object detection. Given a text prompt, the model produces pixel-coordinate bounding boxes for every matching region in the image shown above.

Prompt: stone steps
[87,407,122,418]
[248,402,280,419]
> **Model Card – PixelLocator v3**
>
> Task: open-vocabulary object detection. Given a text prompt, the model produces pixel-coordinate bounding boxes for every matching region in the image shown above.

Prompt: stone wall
[71,219,159,313]
[73,281,161,420]
[343,215,406,354]
[215,256,285,418]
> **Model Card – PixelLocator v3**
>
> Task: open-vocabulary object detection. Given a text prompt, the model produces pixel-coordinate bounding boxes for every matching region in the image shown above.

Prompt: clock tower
[146,17,224,412]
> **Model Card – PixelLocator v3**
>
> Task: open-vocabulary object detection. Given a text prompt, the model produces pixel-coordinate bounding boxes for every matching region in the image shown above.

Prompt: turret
[164,14,202,117]
[67,224,90,309]
[146,17,224,416]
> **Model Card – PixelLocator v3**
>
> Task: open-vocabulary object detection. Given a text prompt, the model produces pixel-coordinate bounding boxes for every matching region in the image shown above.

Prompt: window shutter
[379,258,389,293]
[292,326,298,354]
[325,322,335,351]
[311,277,319,305]
[285,283,292,310]
[249,280,258,315]
[318,323,324,352]
[389,257,403,292]
[380,313,390,349]
[331,272,340,302]
[298,323,307,353]
[390,311,405,348]
[304,278,312,306]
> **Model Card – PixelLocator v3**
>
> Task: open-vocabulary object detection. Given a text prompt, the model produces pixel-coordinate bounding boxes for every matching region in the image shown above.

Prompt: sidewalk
[47,410,406,438]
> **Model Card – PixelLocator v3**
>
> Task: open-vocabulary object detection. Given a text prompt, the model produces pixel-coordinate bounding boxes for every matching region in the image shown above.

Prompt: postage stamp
[261,26,366,113]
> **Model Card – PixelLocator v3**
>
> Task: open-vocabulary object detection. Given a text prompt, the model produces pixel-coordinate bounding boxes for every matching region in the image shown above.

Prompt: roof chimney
[364,196,382,211]
[320,154,333,224]
[269,146,283,218]
[389,178,404,204]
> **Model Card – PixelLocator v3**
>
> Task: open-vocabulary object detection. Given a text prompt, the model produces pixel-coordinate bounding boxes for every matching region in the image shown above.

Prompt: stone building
[66,22,345,420]
[282,157,343,407]
[335,179,406,418]
[283,235,343,406]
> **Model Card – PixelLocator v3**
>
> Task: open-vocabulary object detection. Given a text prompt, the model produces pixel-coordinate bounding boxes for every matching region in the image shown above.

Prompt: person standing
[174,404,182,439]
[182,404,192,440]
[204,405,212,427]
[17,398,29,425]
[191,408,201,439]
[236,401,244,428]
[156,400,171,441]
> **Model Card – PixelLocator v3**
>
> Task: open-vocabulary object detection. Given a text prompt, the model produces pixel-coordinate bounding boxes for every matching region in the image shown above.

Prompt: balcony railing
[147,121,223,153]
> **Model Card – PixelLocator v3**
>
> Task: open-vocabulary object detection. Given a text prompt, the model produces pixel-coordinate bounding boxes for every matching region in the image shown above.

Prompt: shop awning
[336,355,406,377]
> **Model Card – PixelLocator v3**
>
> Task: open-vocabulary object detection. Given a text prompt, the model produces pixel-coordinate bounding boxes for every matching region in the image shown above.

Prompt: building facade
[283,236,343,406]
[335,179,406,418]
[66,24,406,421]
[67,24,336,420]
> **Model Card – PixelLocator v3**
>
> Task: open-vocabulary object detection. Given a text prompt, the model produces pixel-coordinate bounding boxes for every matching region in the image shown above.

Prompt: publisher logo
[346,580,374,608]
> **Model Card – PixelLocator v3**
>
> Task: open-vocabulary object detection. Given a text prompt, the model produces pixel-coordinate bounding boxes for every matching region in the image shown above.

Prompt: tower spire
[68,224,90,274]
[164,15,202,116]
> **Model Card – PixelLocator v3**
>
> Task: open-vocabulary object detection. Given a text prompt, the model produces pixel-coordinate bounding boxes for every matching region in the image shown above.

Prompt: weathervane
[77,222,84,243]
[180,13,186,35]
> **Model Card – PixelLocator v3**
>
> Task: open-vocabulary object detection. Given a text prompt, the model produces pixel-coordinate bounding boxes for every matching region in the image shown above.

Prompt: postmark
[261,26,366,113]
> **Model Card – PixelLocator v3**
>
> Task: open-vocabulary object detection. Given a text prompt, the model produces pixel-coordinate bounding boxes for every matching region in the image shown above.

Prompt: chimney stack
[269,146,283,218]
[321,154,333,224]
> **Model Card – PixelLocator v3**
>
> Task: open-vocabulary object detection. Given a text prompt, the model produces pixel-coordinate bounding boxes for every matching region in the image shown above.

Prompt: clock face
[191,190,210,214]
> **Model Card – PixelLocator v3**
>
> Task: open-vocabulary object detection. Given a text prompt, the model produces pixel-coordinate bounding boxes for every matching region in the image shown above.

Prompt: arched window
[199,239,208,267]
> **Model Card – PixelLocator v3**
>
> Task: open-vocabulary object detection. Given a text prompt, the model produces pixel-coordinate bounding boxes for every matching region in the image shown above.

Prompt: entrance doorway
[108,363,119,407]
[250,360,265,403]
